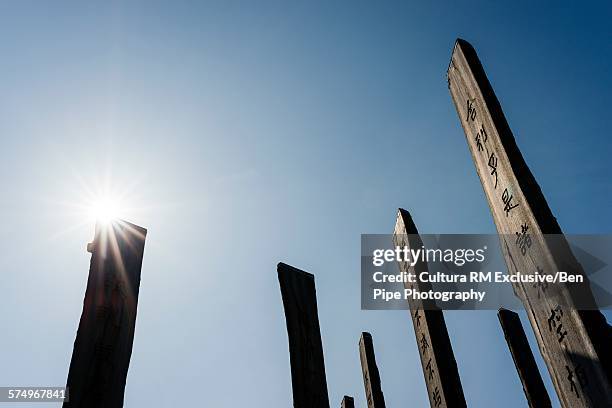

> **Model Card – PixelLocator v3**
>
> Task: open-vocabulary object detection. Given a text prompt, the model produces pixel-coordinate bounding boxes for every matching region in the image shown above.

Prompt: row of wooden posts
[277,220,549,408]
[276,38,612,408]
[60,38,611,407]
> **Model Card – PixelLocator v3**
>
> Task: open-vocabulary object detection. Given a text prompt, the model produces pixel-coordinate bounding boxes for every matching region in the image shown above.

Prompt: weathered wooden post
[448,38,612,406]
[278,262,330,408]
[64,220,147,408]
[393,208,467,408]
[341,395,355,408]
[359,332,386,408]
[498,308,552,408]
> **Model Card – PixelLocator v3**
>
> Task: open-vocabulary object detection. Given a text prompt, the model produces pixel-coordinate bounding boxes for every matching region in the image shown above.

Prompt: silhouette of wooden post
[498,308,552,408]
[393,209,467,408]
[341,395,355,408]
[278,262,330,408]
[64,220,147,408]
[358,332,386,408]
[448,38,612,406]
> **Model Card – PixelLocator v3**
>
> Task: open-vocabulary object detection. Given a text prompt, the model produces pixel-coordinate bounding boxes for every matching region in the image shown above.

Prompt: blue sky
[0,1,610,407]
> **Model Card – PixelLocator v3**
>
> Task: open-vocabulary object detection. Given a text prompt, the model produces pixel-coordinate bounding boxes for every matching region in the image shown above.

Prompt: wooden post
[278,262,330,408]
[448,38,612,406]
[393,209,467,408]
[498,308,552,408]
[341,395,355,408]
[359,332,386,408]
[64,220,147,408]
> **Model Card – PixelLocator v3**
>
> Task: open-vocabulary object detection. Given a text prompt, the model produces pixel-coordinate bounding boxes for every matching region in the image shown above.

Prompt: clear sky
[0,1,610,407]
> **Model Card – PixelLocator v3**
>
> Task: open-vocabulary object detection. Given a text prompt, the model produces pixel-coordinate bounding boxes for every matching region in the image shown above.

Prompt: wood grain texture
[448,38,612,407]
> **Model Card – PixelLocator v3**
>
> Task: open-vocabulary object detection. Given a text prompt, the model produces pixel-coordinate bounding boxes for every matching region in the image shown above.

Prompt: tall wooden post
[359,332,386,408]
[341,395,355,408]
[448,38,612,406]
[278,262,330,408]
[393,209,467,408]
[498,308,552,408]
[64,220,147,408]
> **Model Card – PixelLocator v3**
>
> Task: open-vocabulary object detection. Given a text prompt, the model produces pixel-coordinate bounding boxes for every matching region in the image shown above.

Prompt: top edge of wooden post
[447,38,481,86]
[395,208,419,235]
[452,38,475,55]
[122,220,148,235]
[397,207,412,220]
[95,219,148,234]
[277,262,315,279]
[90,220,147,254]
[498,307,518,318]
[93,220,148,244]
[341,395,355,408]
[447,38,473,73]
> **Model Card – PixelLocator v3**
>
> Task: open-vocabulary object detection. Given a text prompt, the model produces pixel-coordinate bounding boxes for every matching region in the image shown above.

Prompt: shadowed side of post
[64,220,147,408]
[278,262,330,408]
[359,332,386,408]
[498,308,552,408]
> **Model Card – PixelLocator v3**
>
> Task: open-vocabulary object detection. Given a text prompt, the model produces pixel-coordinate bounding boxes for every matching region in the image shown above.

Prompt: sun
[88,196,121,224]
[41,157,153,240]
